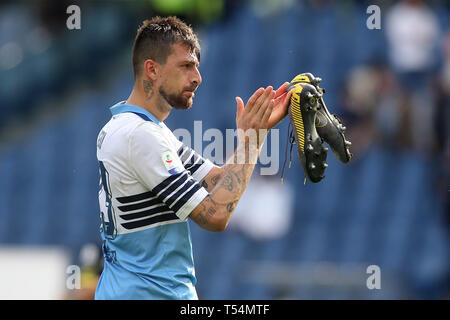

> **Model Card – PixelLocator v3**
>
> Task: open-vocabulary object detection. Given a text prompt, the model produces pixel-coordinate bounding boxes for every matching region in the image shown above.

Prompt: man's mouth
[184,91,194,98]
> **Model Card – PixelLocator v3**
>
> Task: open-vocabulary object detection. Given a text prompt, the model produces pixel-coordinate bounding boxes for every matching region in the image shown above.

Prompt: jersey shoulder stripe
[122,212,179,230]
[117,197,161,212]
[177,145,206,176]
[116,190,153,204]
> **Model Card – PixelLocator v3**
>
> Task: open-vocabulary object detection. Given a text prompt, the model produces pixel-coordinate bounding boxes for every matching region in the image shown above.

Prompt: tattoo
[215,139,256,198]
[143,80,154,100]
[196,212,208,226]
[200,174,222,192]
[221,174,234,192]
[226,201,238,213]
[211,174,221,186]
[196,196,216,226]
[193,139,260,230]
[232,170,242,185]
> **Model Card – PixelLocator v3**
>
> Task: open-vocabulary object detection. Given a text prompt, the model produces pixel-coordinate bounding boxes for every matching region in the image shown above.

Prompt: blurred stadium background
[0,0,448,299]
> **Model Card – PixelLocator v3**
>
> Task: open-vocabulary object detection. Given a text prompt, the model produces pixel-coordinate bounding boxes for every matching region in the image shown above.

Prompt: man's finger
[283,90,292,107]
[273,82,289,99]
[274,91,287,106]
[261,99,275,126]
[267,90,292,128]
[245,87,265,114]
[256,89,276,120]
[235,96,244,118]
[251,86,273,116]
[274,89,292,107]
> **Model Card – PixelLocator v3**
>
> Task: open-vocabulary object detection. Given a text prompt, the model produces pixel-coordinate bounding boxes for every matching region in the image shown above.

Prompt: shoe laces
[280,122,296,184]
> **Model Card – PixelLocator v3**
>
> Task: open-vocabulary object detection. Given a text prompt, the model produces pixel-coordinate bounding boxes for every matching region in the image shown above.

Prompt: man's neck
[126,82,171,122]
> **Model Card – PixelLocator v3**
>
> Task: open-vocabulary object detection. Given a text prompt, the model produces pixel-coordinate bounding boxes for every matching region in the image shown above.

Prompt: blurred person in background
[339,63,404,158]
[228,173,294,240]
[385,0,448,236]
[65,243,103,300]
[386,0,441,154]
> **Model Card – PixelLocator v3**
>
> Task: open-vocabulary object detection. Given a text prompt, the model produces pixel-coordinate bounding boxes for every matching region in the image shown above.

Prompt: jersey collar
[110,101,163,127]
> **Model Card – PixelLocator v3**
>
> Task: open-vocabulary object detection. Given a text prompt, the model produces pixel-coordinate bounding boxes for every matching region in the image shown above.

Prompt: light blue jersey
[95,102,214,299]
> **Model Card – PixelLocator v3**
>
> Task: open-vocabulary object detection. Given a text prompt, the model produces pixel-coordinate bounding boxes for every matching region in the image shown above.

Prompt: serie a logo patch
[161,150,181,175]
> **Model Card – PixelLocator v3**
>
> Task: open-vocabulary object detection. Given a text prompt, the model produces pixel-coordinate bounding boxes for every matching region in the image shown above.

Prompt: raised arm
[198,82,291,192]
[190,84,291,232]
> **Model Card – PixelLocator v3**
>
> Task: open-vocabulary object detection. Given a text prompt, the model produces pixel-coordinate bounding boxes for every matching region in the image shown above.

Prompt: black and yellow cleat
[291,73,352,163]
[287,81,328,183]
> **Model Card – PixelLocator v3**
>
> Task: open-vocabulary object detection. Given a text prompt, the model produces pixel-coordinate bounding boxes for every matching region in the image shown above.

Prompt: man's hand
[235,83,292,132]
[235,86,275,129]
[235,86,277,151]
[190,86,279,232]
[267,82,292,129]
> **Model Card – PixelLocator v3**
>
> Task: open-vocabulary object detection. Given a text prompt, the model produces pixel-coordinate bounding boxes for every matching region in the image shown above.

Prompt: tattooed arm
[198,82,292,193]
[190,84,291,232]
[190,137,261,231]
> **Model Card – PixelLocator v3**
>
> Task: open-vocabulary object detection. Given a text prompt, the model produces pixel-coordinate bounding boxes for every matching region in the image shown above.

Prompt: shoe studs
[334,122,346,132]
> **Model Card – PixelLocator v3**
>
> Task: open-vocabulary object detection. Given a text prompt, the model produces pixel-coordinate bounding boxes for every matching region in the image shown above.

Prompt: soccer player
[95,16,292,299]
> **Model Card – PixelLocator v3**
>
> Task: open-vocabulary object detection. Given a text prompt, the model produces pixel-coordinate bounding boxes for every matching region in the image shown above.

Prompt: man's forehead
[169,42,199,64]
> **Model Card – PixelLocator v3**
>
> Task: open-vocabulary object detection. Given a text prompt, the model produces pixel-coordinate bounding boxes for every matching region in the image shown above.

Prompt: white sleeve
[176,144,216,182]
[129,123,208,221]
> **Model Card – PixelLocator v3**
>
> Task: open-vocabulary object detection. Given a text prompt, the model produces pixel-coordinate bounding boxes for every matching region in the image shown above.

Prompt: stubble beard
[159,85,193,110]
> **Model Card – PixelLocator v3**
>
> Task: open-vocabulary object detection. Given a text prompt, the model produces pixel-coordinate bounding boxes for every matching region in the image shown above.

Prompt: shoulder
[129,119,170,148]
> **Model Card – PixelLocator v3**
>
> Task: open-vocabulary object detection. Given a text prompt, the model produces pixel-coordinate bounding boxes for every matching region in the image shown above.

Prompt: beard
[159,85,194,110]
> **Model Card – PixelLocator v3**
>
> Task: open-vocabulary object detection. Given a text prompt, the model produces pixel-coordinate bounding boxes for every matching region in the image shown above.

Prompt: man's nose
[192,67,202,86]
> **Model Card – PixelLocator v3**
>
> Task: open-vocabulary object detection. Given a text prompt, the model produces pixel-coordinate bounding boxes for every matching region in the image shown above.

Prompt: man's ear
[143,59,159,81]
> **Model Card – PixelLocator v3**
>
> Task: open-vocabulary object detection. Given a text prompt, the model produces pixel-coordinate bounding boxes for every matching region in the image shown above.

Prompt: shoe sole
[316,97,352,163]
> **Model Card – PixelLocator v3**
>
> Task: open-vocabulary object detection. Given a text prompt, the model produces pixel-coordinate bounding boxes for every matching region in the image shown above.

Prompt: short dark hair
[132,16,200,78]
